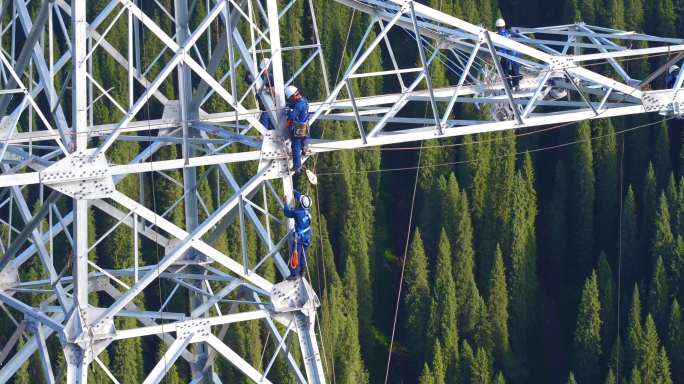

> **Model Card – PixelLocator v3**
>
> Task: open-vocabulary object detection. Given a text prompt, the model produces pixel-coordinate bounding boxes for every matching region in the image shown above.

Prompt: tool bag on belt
[294,121,309,138]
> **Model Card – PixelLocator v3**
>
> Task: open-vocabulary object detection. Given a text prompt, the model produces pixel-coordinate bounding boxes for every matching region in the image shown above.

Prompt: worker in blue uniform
[496,18,521,89]
[667,65,680,88]
[284,190,312,279]
[285,85,310,173]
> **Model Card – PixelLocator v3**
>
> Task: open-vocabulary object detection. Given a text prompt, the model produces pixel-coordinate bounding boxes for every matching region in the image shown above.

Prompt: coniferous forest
[3,0,684,383]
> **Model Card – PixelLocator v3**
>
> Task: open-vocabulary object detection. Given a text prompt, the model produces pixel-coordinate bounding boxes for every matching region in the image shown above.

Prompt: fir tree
[567,371,578,384]
[452,193,480,335]
[470,347,491,384]
[430,229,459,369]
[593,119,618,255]
[622,186,640,289]
[654,122,672,188]
[573,270,602,383]
[624,0,645,30]
[626,284,644,371]
[405,230,432,368]
[655,0,677,36]
[489,245,510,360]
[653,193,674,265]
[431,341,447,384]
[597,252,615,351]
[569,121,595,279]
[641,164,657,259]
[419,364,435,384]
[604,368,617,384]
[667,299,684,380]
[648,256,669,330]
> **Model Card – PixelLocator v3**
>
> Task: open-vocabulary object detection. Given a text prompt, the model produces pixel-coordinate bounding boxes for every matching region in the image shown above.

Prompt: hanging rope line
[616,134,626,383]
[383,140,423,384]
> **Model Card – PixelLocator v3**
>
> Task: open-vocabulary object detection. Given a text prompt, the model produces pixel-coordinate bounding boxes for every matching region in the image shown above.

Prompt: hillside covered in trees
[3,0,684,383]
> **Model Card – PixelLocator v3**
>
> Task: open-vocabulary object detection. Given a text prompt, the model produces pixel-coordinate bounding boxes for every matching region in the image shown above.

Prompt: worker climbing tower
[0,0,682,383]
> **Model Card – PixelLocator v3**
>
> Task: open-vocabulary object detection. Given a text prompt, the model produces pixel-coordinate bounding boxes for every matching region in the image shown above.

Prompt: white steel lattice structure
[0,0,682,383]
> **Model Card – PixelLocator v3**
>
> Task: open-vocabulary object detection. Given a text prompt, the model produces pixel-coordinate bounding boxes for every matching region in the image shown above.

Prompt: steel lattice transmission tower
[0,0,682,383]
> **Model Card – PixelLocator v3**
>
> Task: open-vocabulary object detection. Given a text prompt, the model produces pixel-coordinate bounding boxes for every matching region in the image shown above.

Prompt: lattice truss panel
[0,0,681,383]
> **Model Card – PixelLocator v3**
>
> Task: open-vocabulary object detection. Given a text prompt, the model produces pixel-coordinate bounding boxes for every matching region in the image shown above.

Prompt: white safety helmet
[495,18,506,28]
[299,194,312,209]
[259,58,269,71]
[285,85,299,99]
[670,65,680,74]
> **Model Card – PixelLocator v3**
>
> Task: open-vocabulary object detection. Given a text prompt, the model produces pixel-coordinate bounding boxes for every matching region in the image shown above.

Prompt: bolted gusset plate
[642,89,684,115]
[41,148,114,199]
[258,131,291,180]
[270,278,320,313]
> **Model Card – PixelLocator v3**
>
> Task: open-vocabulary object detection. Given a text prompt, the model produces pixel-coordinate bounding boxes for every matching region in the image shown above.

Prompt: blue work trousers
[288,239,309,277]
[501,58,521,88]
[259,112,274,130]
[290,134,309,172]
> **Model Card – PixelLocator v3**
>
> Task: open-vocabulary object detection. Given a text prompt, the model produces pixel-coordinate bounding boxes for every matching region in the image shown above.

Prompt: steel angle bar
[0,312,64,383]
[102,282,195,361]
[521,70,552,119]
[345,80,368,144]
[35,324,56,384]
[205,333,273,384]
[254,294,307,383]
[564,69,599,116]
[0,191,60,270]
[0,320,25,366]
[142,336,193,384]
[190,279,242,317]
[441,37,481,125]
[0,291,63,332]
[410,2,442,134]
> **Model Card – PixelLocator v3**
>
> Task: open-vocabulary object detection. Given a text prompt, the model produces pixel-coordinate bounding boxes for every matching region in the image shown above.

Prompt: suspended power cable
[316,116,676,176]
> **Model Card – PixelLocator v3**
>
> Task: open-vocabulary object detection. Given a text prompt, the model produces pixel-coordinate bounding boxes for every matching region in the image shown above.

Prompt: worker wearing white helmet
[285,85,310,173]
[495,18,521,89]
[283,189,313,279]
[667,65,681,88]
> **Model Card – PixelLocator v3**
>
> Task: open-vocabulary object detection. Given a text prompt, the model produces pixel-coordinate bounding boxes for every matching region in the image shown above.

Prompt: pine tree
[622,186,640,289]
[452,193,480,335]
[639,315,662,383]
[593,119,618,255]
[419,364,435,384]
[657,347,673,384]
[573,270,602,383]
[461,340,475,384]
[597,252,615,351]
[563,0,581,23]
[579,0,596,23]
[648,256,670,331]
[653,193,674,266]
[431,341,446,384]
[336,258,369,384]
[569,121,595,279]
[655,0,677,36]
[470,348,491,384]
[489,245,510,360]
[667,299,684,380]
[567,371,578,384]
[626,284,644,371]
[405,230,432,368]
[604,368,617,384]
[654,121,672,188]
[494,372,506,384]
[624,0,645,30]
[641,164,657,258]
[430,229,459,368]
